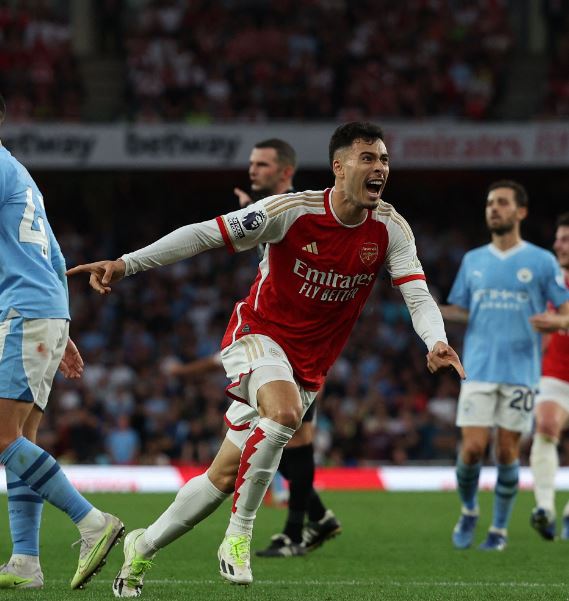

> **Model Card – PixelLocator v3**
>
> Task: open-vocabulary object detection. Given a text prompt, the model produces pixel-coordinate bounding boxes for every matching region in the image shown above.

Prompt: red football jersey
[542,274,569,383]
[216,188,426,390]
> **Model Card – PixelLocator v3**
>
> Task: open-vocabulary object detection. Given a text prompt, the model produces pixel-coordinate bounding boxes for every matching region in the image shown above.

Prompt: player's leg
[452,426,489,548]
[113,435,239,598]
[0,318,123,589]
[0,406,45,589]
[256,420,312,557]
[452,382,495,549]
[288,420,341,553]
[530,377,569,540]
[479,384,533,550]
[479,427,521,551]
[219,375,300,583]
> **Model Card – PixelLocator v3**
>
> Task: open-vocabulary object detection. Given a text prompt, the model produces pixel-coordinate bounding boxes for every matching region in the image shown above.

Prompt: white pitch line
[50,579,569,588]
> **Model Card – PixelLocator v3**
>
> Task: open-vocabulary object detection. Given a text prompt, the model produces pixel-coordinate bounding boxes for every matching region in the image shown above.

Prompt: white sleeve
[121,219,224,276]
[399,279,448,351]
[382,208,425,285]
[216,191,326,252]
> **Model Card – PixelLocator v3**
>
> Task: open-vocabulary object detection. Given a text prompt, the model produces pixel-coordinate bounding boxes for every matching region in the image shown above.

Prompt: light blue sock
[6,468,44,556]
[492,461,519,530]
[456,458,481,511]
[0,437,92,523]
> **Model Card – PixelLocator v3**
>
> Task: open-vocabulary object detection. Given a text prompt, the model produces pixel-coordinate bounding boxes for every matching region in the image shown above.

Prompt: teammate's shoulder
[261,189,326,216]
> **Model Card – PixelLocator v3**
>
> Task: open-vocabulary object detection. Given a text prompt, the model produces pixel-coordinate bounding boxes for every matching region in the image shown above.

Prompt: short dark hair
[0,94,5,125]
[487,180,529,208]
[329,122,384,167]
[557,212,569,228]
[254,138,297,170]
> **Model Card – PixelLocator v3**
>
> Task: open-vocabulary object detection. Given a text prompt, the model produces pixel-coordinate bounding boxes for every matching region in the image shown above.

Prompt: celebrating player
[529,212,569,540]
[167,137,341,558]
[441,181,569,551]
[0,94,124,590]
[67,121,464,595]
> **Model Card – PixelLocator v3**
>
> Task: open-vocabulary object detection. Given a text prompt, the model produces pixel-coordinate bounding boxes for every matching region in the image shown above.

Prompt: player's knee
[496,447,518,465]
[536,417,561,440]
[206,467,236,494]
[461,443,485,464]
[0,432,18,452]
[265,405,302,429]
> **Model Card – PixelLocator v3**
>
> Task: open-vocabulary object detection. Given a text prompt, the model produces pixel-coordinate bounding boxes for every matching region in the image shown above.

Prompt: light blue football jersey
[448,241,569,387]
[0,145,69,321]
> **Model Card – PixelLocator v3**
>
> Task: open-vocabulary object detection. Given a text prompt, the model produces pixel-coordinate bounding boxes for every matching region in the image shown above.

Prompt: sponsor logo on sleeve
[242,210,266,231]
[228,216,245,239]
[359,242,379,266]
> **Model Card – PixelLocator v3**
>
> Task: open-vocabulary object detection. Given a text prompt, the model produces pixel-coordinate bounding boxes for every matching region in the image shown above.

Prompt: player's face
[248,148,286,195]
[553,225,569,269]
[485,187,524,235]
[339,139,389,210]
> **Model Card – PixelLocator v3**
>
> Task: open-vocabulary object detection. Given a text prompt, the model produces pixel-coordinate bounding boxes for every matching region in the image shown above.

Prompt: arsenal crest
[360,242,378,266]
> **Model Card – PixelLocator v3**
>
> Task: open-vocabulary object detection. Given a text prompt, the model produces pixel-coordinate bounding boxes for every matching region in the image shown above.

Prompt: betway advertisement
[2,122,569,169]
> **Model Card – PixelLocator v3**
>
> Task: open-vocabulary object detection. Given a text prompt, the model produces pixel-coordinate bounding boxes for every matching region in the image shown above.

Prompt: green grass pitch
[0,491,567,600]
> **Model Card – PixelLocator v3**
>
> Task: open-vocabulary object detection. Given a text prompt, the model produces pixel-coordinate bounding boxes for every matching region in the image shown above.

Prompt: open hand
[59,338,84,378]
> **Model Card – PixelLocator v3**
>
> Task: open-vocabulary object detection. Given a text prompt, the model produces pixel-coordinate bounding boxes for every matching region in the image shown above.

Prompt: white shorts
[0,317,68,411]
[456,380,535,433]
[536,376,569,413]
[221,334,318,450]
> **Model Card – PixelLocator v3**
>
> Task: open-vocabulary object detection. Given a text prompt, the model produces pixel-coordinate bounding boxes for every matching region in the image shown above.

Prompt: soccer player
[529,212,569,540]
[0,94,124,590]
[67,121,465,595]
[168,138,341,558]
[441,181,569,551]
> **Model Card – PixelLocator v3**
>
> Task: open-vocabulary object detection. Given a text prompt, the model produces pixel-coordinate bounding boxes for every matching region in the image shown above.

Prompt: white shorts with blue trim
[0,317,68,410]
[220,334,318,450]
[456,380,535,433]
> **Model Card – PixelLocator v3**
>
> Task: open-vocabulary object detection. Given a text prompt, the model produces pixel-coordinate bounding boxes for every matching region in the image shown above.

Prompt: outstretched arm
[399,279,466,379]
[162,353,223,378]
[66,219,225,293]
[439,304,470,324]
[530,301,569,332]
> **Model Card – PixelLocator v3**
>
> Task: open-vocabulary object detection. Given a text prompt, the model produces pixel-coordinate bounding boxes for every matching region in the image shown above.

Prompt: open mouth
[366,179,383,196]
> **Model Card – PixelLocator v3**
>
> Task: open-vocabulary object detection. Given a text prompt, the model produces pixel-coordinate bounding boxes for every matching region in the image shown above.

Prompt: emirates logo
[359,242,378,266]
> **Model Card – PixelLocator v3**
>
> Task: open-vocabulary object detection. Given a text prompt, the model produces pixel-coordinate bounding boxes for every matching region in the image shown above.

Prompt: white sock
[10,554,40,571]
[142,473,228,553]
[530,433,559,513]
[226,418,294,537]
[76,508,106,537]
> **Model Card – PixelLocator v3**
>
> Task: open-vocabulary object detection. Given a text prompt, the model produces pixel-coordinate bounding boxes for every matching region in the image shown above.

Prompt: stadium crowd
[4,0,569,121]
[0,0,516,122]
[123,0,513,122]
[0,0,83,122]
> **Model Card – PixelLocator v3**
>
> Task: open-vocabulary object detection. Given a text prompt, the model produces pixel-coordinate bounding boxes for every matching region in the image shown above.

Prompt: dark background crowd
[1,0,569,122]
